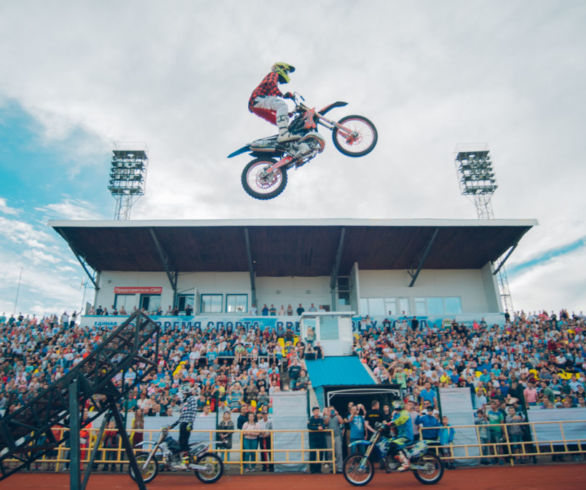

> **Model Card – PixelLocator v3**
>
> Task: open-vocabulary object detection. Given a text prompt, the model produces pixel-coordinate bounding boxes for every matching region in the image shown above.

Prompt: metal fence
[3,420,585,474]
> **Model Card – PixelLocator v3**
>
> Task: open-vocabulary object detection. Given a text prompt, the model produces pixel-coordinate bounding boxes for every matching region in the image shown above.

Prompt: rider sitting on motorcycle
[168,384,197,469]
[385,399,414,472]
[249,62,299,143]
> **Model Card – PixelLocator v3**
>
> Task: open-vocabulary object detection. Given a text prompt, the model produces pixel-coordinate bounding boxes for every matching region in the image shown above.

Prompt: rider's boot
[397,451,411,472]
[276,115,300,143]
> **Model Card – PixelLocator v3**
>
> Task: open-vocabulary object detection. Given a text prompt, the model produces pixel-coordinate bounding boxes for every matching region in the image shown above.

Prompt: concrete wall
[95,265,501,315]
[255,276,331,312]
[357,268,498,314]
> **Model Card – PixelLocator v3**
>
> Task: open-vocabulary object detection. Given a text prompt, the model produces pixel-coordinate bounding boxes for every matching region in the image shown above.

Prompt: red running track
[2,465,586,489]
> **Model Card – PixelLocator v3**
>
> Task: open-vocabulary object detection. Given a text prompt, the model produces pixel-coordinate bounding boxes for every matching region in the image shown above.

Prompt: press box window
[177,294,195,313]
[226,294,247,313]
[140,294,161,312]
[201,294,223,313]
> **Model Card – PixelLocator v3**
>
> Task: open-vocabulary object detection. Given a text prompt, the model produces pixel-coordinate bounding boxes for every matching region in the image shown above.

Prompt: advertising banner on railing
[80,312,504,332]
[439,387,479,465]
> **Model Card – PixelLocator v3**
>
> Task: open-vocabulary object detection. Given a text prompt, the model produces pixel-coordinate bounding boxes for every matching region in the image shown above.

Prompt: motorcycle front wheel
[241,158,288,200]
[412,454,444,485]
[332,115,378,157]
[343,454,374,486]
[128,452,158,483]
[194,452,224,483]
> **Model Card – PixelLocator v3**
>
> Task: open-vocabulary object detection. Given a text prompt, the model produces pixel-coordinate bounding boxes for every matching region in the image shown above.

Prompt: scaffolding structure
[455,147,514,313]
[108,146,148,220]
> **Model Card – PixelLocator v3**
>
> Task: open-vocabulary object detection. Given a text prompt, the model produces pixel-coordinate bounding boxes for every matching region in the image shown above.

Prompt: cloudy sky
[0,0,584,317]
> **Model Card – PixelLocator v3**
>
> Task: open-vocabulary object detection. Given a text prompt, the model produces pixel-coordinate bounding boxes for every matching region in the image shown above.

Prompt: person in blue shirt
[419,382,437,408]
[346,404,366,454]
[439,415,456,469]
[416,407,440,441]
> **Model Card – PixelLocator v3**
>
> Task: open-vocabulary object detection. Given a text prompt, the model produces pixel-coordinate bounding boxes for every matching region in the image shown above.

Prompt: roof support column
[55,228,99,291]
[244,228,257,309]
[149,228,178,307]
[493,242,519,275]
[408,228,439,287]
[330,228,346,311]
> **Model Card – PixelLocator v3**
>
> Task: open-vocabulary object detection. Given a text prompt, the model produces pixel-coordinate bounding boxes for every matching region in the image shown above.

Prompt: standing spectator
[346,403,366,454]
[286,304,293,316]
[269,305,277,316]
[475,409,491,465]
[130,409,144,448]
[237,404,249,430]
[102,419,119,472]
[307,406,326,473]
[242,412,259,472]
[439,416,455,469]
[486,400,505,464]
[296,304,305,316]
[325,405,344,473]
[505,406,525,462]
[416,407,440,441]
[217,411,234,462]
[257,408,274,471]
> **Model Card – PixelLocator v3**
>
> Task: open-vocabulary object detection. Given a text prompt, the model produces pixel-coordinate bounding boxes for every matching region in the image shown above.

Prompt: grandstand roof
[50,218,536,277]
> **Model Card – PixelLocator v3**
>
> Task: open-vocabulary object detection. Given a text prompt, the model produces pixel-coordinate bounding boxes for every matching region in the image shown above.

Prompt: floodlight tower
[455,146,514,313]
[108,145,148,220]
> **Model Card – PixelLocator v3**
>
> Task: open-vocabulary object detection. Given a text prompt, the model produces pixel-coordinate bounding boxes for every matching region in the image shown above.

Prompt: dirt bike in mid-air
[129,426,223,484]
[228,93,378,200]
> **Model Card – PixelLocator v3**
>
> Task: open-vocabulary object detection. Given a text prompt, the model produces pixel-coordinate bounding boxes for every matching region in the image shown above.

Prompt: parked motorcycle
[129,426,223,484]
[343,424,444,486]
[228,93,378,200]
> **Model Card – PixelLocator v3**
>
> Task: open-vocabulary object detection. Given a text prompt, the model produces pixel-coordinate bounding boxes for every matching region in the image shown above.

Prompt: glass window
[320,316,339,340]
[140,294,161,312]
[226,294,248,313]
[201,294,223,313]
[114,294,136,310]
[367,298,385,316]
[444,297,462,315]
[398,298,410,315]
[384,298,397,316]
[177,294,194,313]
[427,297,444,316]
[414,298,426,316]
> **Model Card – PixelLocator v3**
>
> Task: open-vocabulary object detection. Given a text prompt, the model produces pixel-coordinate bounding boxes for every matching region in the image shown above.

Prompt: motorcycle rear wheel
[194,452,224,483]
[412,454,444,485]
[241,158,288,200]
[343,454,374,486]
[332,115,378,157]
[128,452,158,483]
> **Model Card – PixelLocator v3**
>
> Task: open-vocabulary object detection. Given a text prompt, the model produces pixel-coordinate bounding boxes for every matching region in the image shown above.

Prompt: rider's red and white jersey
[249,72,283,111]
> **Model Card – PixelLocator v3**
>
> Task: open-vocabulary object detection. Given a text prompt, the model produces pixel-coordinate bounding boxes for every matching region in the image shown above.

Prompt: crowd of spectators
[355,310,586,411]
[0,309,323,417]
[1,308,585,421]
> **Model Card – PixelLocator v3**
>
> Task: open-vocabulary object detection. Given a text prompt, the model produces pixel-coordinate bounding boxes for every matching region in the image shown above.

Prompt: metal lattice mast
[455,146,514,313]
[108,144,148,220]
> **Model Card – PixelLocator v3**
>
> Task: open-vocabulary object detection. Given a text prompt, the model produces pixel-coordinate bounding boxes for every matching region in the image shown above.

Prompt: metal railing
[420,420,586,464]
[1,428,336,475]
[2,420,584,474]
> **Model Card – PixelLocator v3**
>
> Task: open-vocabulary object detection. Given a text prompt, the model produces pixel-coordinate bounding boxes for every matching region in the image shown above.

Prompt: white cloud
[36,199,103,221]
[0,197,19,215]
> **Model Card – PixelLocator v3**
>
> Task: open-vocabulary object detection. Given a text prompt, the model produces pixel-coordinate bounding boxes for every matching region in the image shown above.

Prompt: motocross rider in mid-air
[385,399,414,471]
[249,62,299,143]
